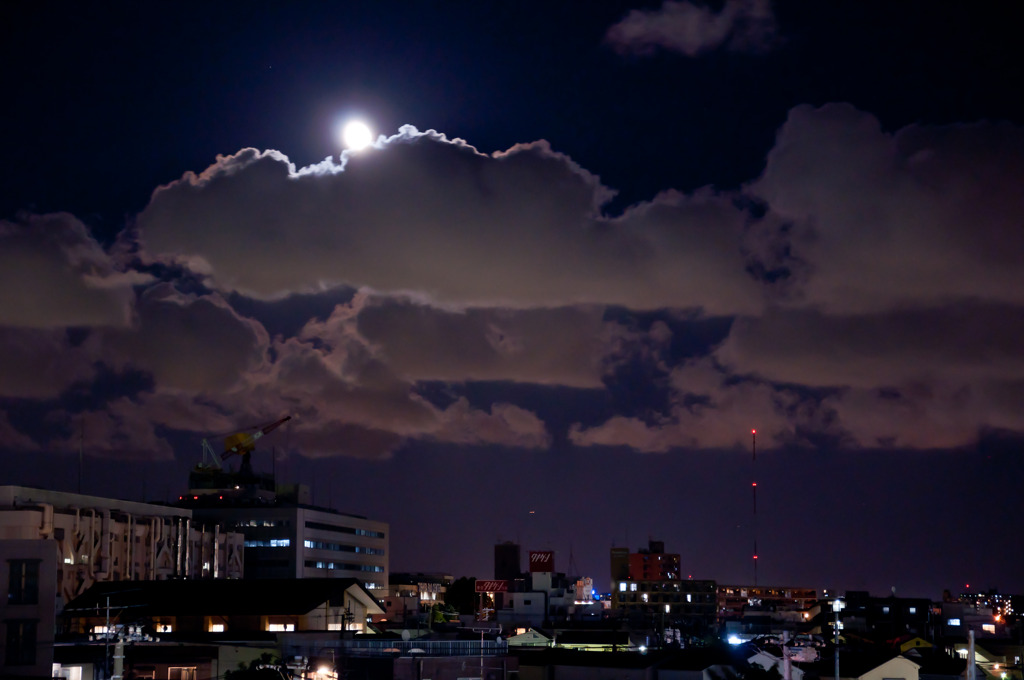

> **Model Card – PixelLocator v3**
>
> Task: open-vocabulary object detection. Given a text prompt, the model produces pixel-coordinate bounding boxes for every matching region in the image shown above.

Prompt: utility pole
[833,597,843,680]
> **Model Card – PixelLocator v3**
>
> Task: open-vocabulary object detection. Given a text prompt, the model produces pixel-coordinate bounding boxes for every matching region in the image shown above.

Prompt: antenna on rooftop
[78,416,85,494]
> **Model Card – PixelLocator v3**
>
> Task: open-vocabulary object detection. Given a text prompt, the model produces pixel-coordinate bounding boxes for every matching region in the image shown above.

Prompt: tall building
[495,541,522,581]
[0,486,242,678]
[183,485,389,590]
[179,420,390,590]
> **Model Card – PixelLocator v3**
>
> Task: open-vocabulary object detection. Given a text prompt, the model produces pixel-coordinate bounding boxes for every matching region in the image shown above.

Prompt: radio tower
[751,428,758,587]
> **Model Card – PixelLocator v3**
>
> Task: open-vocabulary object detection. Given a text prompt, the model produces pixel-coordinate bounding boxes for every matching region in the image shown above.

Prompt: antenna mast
[752,428,758,587]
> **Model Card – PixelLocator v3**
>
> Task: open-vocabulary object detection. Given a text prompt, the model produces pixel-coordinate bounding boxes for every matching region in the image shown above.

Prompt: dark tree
[444,577,477,615]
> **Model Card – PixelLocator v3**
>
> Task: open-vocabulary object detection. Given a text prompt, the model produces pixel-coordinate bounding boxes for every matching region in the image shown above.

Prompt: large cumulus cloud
[4,105,1024,462]
[750,104,1024,312]
[137,127,762,314]
[573,106,1024,452]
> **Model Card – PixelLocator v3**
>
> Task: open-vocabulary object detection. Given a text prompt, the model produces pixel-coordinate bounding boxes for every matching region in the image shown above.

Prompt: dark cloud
[750,104,1024,312]
[0,213,147,328]
[96,284,271,393]
[570,357,804,452]
[354,297,612,388]
[0,329,96,399]
[605,0,779,57]
[717,303,1024,389]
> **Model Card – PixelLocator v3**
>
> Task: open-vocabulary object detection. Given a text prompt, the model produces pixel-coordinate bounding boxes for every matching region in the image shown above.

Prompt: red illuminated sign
[529,550,554,572]
[474,580,509,592]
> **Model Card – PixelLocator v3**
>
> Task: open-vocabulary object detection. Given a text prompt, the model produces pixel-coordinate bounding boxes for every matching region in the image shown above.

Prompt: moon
[342,120,373,151]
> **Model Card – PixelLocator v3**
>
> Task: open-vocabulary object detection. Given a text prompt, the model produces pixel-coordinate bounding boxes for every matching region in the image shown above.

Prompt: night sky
[2,0,1023,599]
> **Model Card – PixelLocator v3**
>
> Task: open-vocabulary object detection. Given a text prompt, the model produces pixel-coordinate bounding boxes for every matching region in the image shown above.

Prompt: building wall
[628,551,680,581]
[717,585,818,620]
[192,504,389,590]
[0,487,242,606]
[0,539,59,678]
[612,578,717,625]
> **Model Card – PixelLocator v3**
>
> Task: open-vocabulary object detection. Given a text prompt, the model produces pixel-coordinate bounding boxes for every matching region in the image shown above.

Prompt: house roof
[63,578,383,618]
[556,630,630,645]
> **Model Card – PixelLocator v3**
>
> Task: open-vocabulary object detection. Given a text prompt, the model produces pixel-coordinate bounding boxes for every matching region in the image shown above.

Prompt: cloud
[6,105,1024,462]
[96,284,271,393]
[749,104,1024,313]
[0,213,145,329]
[353,297,612,388]
[605,0,779,57]
[46,398,176,461]
[432,398,551,449]
[823,380,1024,450]
[570,358,805,452]
[0,329,96,399]
[0,412,38,451]
[137,127,762,315]
[716,303,1024,389]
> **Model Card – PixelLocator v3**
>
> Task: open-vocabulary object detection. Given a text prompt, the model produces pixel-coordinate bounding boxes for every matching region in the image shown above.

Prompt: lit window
[642,593,649,602]
[619,582,627,592]
[882,606,890,614]
[92,625,109,634]
[156,624,173,633]
[630,583,637,592]
[208,623,225,632]
[948,618,962,626]
[686,594,692,603]
[664,604,670,613]
[983,624,995,634]
[267,623,295,632]
[909,607,916,614]
[328,623,343,631]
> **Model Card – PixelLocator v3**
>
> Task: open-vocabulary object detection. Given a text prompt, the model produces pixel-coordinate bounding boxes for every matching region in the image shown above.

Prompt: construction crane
[189,416,291,499]
[220,416,292,475]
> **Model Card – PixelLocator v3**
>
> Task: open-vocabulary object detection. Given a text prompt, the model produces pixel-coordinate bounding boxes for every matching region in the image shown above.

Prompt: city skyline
[1,0,1023,598]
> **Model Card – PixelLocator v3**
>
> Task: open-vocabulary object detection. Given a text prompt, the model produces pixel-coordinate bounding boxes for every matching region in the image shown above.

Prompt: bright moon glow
[342,121,373,150]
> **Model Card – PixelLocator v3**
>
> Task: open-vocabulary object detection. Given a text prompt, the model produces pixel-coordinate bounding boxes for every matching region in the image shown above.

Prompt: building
[380,573,454,624]
[62,577,383,635]
[0,486,242,678]
[610,540,681,584]
[609,543,716,633]
[179,432,390,591]
[495,541,522,581]
[56,578,384,679]
[718,584,818,638]
[189,500,388,589]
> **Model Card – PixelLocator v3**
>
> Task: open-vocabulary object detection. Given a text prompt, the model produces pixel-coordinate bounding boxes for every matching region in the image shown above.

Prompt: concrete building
[187,499,389,590]
[609,543,717,632]
[0,486,242,678]
[610,540,681,585]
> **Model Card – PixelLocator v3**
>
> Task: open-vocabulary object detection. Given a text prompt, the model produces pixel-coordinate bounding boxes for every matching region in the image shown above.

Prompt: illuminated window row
[304,560,384,572]
[243,539,291,547]
[303,539,385,555]
[305,520,385,539]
